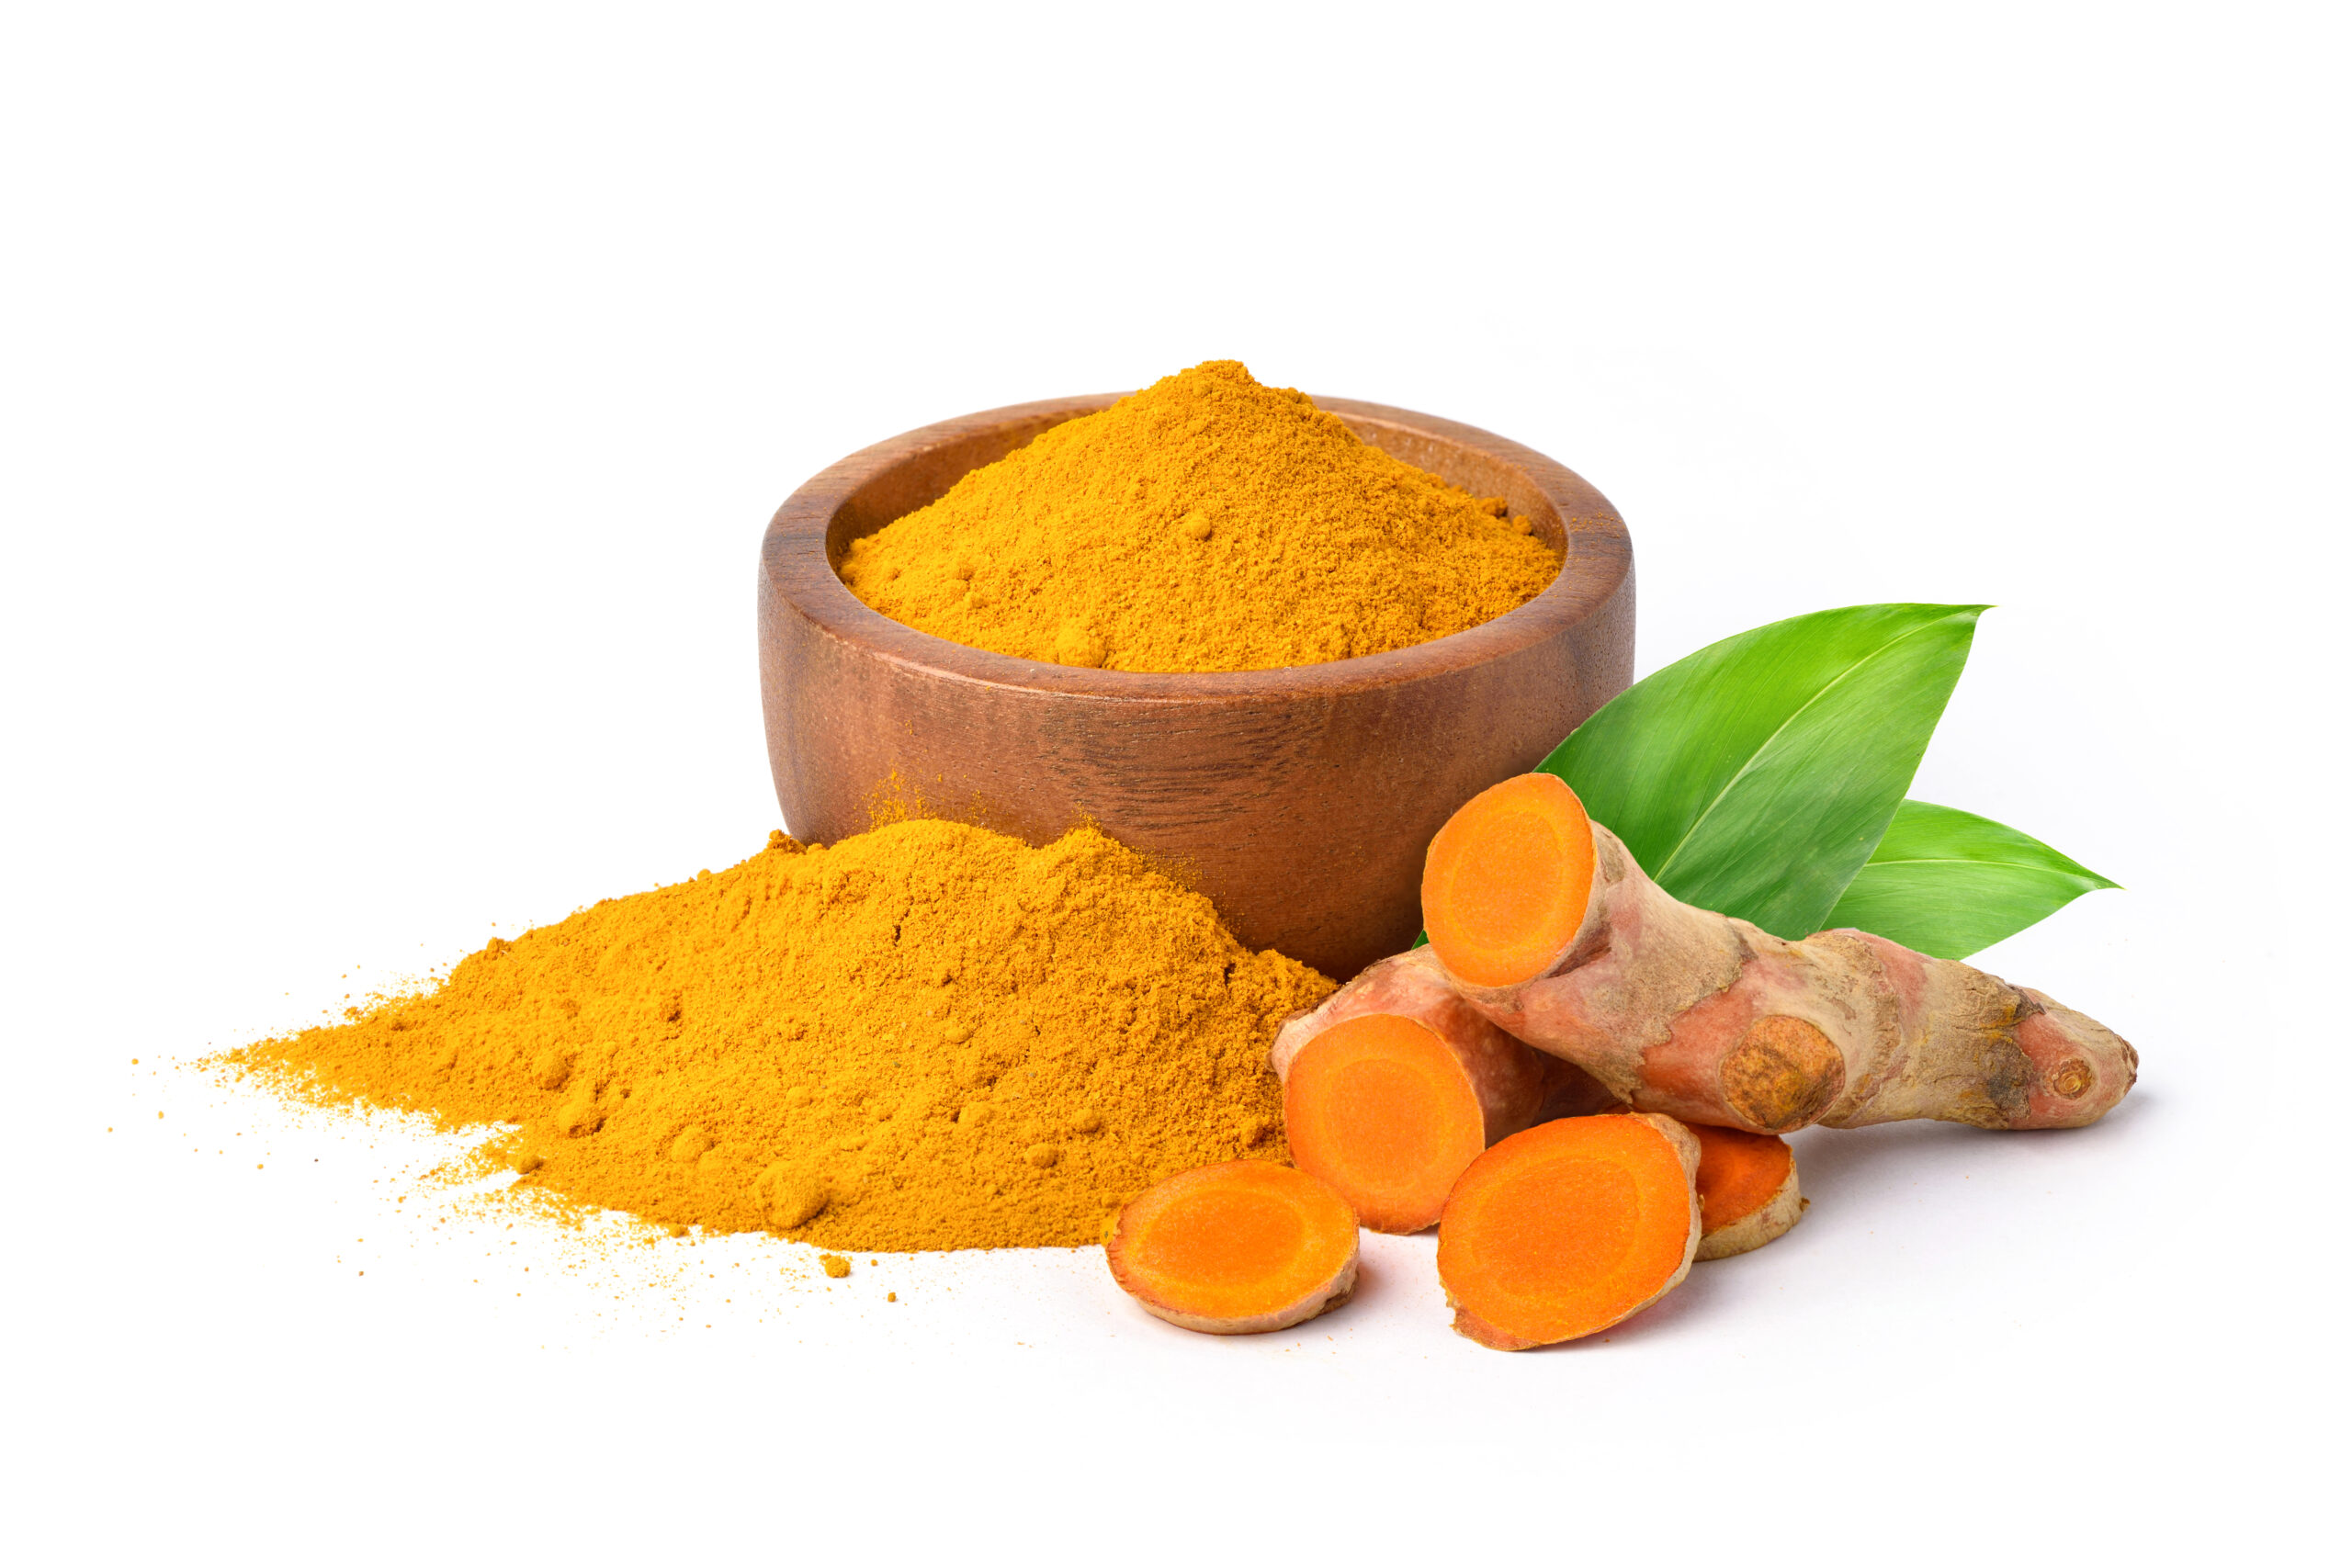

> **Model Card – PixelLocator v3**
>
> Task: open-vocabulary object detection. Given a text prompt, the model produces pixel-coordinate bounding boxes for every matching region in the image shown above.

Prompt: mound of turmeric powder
[223,819,1333,1251]
[837,359,1560,672]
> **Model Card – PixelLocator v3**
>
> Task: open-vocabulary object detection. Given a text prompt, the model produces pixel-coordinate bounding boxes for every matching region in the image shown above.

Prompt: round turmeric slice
[1283,1012,1491,1235]
[1422,773,1597,988]
[1106,1162,1360,1336]
[1690,1123,1804,1260]
[1437,1112,1701,1350]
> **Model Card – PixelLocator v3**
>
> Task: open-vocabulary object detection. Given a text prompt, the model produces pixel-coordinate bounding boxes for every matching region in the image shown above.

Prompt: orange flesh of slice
[1114,1162,1357,1322]
[1423,773,1596,988]
[1690,1123,1793,1231]
[1283,1013,1485,1234]
[1438,1115,1692,1346]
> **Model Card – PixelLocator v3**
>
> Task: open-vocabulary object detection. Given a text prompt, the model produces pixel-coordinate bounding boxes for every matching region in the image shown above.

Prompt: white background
[6,4,2346,1562]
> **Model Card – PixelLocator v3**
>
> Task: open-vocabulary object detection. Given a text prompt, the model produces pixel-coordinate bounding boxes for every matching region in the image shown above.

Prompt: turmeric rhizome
[1419,773,2139,1134]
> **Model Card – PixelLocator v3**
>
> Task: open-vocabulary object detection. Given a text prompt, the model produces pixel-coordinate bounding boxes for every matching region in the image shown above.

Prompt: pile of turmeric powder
[223,819,1334,1250]
[838,359,1560,671]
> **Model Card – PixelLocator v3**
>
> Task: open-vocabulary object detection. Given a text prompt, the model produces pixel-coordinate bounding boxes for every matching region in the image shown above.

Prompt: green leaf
[1541,604,1984,938]
[1821,798,2119,960]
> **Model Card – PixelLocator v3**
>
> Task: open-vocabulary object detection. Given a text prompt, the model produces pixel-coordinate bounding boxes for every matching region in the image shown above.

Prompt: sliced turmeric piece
[1421,773,1598,987]
[1421,773,2139,1133]
[1436,1111,1700,1350]
[1690,1123,1804,1260]
[1106,1161,1360,1336]
[1271,947,1616,1235]
[1281,1013,1488,1235]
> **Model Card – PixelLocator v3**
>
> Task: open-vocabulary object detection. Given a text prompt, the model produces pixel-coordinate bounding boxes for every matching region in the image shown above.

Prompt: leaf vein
[1863,857,2095,873]
[1650,612,1972,883]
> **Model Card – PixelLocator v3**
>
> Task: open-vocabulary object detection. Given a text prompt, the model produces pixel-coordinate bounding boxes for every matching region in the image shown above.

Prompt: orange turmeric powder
[221,819,1334,1251]
[837,359,1560,672]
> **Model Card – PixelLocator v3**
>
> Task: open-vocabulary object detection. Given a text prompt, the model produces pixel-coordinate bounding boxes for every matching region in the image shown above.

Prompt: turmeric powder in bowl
[836,360,1559,672]
[221,819,1334,1251]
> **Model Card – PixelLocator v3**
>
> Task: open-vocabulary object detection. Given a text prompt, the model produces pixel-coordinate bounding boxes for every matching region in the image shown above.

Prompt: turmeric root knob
[1719,1017,1846,1134]
[1106,1162,1360,1336]
[1437,1111,1701,1350]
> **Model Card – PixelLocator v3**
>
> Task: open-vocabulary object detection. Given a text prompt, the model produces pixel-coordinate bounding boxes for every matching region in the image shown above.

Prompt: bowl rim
[760,391,1633,702]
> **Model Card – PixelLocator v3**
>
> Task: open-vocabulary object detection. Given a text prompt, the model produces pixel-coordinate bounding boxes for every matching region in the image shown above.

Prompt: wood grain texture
[758,392,1635,981]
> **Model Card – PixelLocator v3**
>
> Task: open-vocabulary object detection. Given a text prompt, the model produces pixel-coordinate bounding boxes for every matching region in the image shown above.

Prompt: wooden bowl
[758,393,1634,981]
